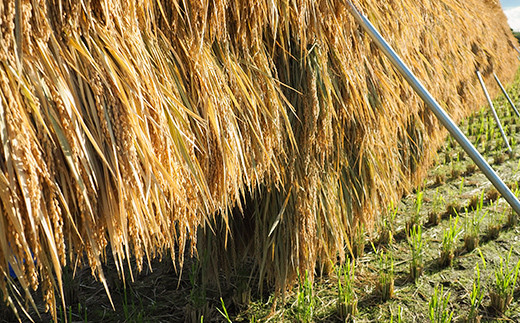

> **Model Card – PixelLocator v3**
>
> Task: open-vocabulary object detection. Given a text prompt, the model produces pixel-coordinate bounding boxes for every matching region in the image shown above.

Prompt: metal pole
[494,72,520,118]
[476,70,512,153]
[344,1,520,215]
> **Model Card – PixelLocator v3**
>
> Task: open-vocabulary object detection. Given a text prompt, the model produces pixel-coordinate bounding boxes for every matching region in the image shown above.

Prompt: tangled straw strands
[0,0,518,318]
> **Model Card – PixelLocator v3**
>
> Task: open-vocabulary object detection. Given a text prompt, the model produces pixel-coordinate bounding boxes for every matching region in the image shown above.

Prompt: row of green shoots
[330,184,520,322]
[331,244,519,323]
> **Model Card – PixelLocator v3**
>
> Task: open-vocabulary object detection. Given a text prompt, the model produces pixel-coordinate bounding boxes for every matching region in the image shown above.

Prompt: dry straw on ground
[0,0,518,318]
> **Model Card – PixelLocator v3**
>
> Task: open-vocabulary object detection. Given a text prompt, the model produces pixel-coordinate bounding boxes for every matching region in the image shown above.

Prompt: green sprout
[390,306,403,323]
[464,207,485,252]
[486,200,503,240]
[429,285,454,323]
[489,248,520,314]
[408,224,424,282]
[468,263,484,323]
[376,247,394,301]
[429,190,445,225]
[407,191,423,235]
[336,259,357,321]
[294,270,315,322]
[217,298,232,323]
[379,202,398,245]
[439,215,460,267]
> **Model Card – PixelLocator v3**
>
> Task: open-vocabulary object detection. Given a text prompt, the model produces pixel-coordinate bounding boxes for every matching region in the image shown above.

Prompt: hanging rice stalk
[0,0,518,318]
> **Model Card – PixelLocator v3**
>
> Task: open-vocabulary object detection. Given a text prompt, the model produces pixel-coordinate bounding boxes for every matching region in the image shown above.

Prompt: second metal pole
[476,70,512,153]
[345,1,520,215]
[494,72,520,118]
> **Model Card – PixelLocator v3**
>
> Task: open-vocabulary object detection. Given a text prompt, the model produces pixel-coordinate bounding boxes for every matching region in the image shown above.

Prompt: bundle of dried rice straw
[0,0,517,318]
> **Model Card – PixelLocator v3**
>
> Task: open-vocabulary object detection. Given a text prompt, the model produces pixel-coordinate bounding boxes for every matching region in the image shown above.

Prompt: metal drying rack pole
[494,72,520,118]
[345,1,520,215]
[476,70,512,153]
